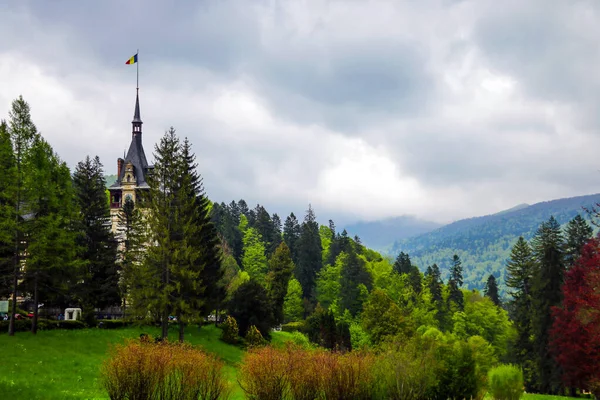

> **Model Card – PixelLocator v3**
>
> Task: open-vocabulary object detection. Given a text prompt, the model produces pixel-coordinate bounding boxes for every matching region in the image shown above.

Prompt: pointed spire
[132,88,142,123]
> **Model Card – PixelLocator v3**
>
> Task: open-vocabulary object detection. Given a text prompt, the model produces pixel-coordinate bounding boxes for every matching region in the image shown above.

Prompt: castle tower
[108,89,153,232]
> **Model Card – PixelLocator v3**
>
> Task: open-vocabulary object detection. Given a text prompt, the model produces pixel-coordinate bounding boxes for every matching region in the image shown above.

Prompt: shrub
[56,320,87,330]
[281,321,305,333]
[239,346,290,400]
[239,345,377,400]
[245,325,266,348]
[288,331,312,349]
[376,336,440,400]
[319,351,377,400]
[220,316,239,344]
[488,364,524,400]
[101,340,231,400]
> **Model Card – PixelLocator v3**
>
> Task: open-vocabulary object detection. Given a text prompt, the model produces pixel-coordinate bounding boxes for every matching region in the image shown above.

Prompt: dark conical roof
[109,89,149,189]
[132,89,142,123]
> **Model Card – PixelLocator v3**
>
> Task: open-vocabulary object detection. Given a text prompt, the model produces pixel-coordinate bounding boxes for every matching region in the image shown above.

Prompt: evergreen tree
[564,215,593,267]
[426,264,443,304]
[531,216,565,394]
[145,128,214,341]
[22,137,78,333]
[266,242,294,324]
[72,156,119,323]
[505,236,536,388]
[0,121,16,299]
[240,215,267,280]
[339,245,373,316]
[116,196,147,317]
[295,205,323,301]
[6,96,38,336]
[408,265,423,296]
[483,274,500,306]
[283,278,303,322]
[228,280,275,339]
[180,138,224,324]
[283,212,301,264]
[448,254,464,311]
[393,251,412,275]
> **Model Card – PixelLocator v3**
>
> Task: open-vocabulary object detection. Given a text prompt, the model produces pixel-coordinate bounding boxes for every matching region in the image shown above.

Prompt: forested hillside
[344,215,441,250]
[389,193,600,292]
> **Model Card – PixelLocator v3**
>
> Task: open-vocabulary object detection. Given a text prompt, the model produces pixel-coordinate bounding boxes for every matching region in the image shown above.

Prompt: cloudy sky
[1,0,599,226]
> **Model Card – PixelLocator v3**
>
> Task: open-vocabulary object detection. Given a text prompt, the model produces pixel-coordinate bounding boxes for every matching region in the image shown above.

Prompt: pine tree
[180,138,224,327]
[72,156,119,323]
[408,265,422,296]
[505,236,536,388]
[283,212,301,264]
[448,254,464,311]
[484,274,500,306]
[116,197,147,318]
[295,205,323,301]
[564,215,593,267]
[240,215,267,280]
[22,137,79,334]
[393,251,412,275]
[6,96,38,336]
[339,245,373,316]
[266,242,295,324]
[0,121,16,299]
[531,217,565,394]
[283,278,303,322]
[145,127,183,339]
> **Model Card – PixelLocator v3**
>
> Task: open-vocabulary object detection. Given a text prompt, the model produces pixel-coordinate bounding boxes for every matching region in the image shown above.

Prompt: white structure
[64,308,82,321]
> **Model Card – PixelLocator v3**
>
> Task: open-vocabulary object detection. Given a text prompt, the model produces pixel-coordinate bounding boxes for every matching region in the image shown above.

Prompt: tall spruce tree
[116,197,147,317]
[448,254,464,311]
[72,156,119,323]
[266,242,295,324]
[283,212,301,264]
[145,128,183,339]
[483,274,500,306]
[505,236,536,387]
[6,96,38,336]
[0,121,16,299]
[564,215,593,267]
[393,251,412,275]
[295,205,323,301]
[531,217,565,394]
[339,244,373,316]
[23,138,78,333]
[180,138,224,326]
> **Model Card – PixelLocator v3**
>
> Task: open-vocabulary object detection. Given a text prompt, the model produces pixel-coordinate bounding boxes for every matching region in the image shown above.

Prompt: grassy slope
[0,325,296,400]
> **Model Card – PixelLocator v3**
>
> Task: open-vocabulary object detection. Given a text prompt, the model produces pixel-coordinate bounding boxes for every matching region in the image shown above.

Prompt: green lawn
[0,326,585,400]
[0,324,260,400]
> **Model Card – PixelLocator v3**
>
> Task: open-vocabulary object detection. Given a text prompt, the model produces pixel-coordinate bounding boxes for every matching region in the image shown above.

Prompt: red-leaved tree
[551,238,600,395]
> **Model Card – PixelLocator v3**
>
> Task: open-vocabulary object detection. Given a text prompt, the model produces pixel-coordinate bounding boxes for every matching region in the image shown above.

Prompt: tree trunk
[31,273,38,334]
[8,249,19,336]
[214,304,219,327]
[178,313,184,343]
[161,309,169,340]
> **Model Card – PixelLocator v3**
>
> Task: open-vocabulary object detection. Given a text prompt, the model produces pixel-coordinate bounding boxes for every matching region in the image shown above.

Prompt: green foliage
[228,280,275,339]
[339,247,373,316]
[281,321,305,332]
[295,205,323,302]
[266,242,295,324]
[362,289,413,344]
[73,155,119,315]
[488,364,525,400]
[315,256,342,310]
[245,325,266,347]
[485,274,501,306]
[220,315,239,344]
[240,215,268,281]
[564,215,593,267]
[283,278,304,322]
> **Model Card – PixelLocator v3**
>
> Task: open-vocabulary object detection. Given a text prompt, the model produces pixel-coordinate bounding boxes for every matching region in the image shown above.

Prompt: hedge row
[0,319,87,332]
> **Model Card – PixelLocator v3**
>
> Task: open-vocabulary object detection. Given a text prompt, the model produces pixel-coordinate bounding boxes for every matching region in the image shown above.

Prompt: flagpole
[136,49,139,90]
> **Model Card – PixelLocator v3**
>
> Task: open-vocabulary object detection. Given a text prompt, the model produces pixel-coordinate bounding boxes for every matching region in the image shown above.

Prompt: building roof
[109,90,150,189]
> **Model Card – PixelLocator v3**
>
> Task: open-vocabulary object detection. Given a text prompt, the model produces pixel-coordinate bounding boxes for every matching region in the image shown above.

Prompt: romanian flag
[125,54,138,65]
